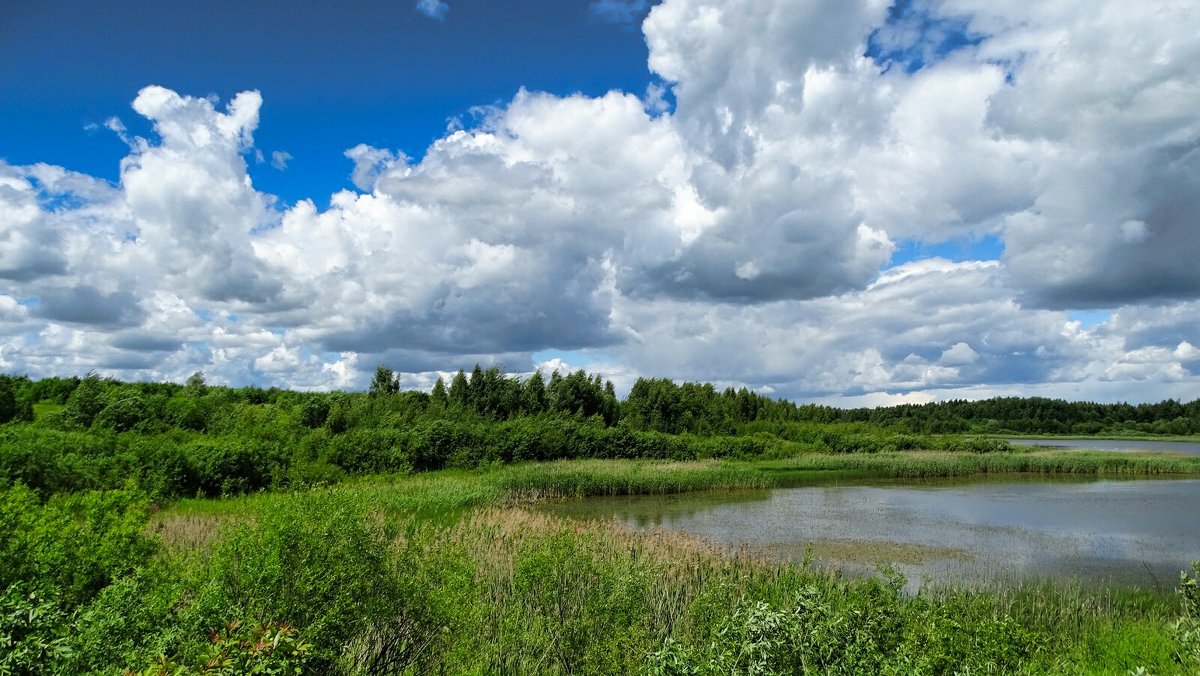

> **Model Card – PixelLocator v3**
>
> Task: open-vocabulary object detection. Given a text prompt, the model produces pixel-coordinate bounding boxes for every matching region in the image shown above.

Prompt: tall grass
[489,458,775,501]
[756,450,1200,479]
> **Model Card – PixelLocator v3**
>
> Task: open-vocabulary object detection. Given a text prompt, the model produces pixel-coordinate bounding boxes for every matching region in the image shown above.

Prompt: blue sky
[1,0,1198,404]
[1,0,657,205]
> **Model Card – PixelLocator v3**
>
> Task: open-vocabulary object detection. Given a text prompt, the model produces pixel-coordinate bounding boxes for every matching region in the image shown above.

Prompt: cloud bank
[2,0,1198,403]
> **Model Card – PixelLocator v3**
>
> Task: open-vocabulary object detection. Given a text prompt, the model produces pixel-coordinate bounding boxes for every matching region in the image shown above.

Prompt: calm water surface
[543,476,1200,590]
[1006,438,1200,456]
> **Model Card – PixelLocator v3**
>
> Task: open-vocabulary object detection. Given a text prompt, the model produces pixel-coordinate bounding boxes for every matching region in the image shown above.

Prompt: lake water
[1006,437,1200,456]
[542,476,1200,591]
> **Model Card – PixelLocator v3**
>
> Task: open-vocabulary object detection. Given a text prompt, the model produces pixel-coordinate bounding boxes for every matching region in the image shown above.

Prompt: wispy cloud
[415,0,449,21]
[270,150,292,171]
[589,0,649,26]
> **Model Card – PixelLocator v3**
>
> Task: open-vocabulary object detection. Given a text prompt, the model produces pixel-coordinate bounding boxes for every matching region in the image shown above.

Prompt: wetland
[543,474,1200,591]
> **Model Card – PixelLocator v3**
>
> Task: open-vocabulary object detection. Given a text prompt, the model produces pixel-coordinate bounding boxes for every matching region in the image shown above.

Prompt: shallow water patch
[540,476,1200,591]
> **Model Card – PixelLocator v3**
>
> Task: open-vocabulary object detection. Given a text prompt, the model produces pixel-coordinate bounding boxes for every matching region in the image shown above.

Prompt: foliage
[95,394,152,433]
[0,375,35,425]
[0,583,76,673]
[297,397,328,429]
[185,371,208,398]
[0,484,157,606]
[132,620,313,675]
[368,365,400,398]
[1175,562,1200,669]
[0,484,158,674]
[62,371,108,428]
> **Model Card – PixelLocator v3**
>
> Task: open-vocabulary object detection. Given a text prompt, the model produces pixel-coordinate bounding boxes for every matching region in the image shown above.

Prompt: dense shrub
[0,485,157,606]
[177,493,448,672]
[939,437,1012,453]
[1176,562,1200,669]
[0,582,75,672]
[323,427,410,474]
[94,394,151,433]
[299,396,330,428]
[186,438,281,497]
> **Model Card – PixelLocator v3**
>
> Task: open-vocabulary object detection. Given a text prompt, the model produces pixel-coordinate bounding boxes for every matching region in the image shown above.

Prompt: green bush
[94,394,151,433]
[1175,562,1200,668]
[165,397,212,432]
[0,484,157,606]
[939,437,1012,453]
[323,427,410,474]
[0,582,76,673]
[186,439,281,497]
[179,493,434,671]
[298,397,329,429]
[649,576,1043,675]
[132,620,314,675]
[0,484,158,673]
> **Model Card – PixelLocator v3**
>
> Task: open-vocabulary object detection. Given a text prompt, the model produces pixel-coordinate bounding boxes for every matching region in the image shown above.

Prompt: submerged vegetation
[2,370,1199,673]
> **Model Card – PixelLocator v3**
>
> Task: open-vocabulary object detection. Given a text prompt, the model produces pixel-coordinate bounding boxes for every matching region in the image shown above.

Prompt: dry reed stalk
[150,512,231,553]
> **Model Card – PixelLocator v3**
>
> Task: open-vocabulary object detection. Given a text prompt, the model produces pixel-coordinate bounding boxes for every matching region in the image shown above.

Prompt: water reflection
[1006,437,1200,456]
[540,476,1200,590]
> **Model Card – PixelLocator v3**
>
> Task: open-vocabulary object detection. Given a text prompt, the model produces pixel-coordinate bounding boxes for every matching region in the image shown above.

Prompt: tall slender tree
[523,371,547,414]
[448,370,469,409]
[430,376,448,408]
[369,365,400,397]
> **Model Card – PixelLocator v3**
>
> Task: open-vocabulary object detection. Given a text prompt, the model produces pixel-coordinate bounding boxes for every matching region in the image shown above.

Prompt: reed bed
[755,449,1200,479]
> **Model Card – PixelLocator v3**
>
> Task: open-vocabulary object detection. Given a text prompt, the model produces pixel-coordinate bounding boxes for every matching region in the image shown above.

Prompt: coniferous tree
[430,377,448,408]
[448,370,469,409]
[468,364,484,408]
[602,380,619,425]
[547,370,563,410]
[523,371,547,414]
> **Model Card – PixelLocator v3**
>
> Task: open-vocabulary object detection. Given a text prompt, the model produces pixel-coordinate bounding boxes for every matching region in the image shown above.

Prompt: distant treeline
[815,396,1200,436]
[4,369,1196,437]
[0,368,1193,500]
[0,368,1003,500]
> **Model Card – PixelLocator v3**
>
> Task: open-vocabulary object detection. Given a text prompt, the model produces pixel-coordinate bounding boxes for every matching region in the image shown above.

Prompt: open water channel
[1006,437,1200,456]
[543,444,1200,591]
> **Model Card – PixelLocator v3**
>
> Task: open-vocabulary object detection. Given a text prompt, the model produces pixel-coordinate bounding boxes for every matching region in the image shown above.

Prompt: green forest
[2,368,1199,673]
